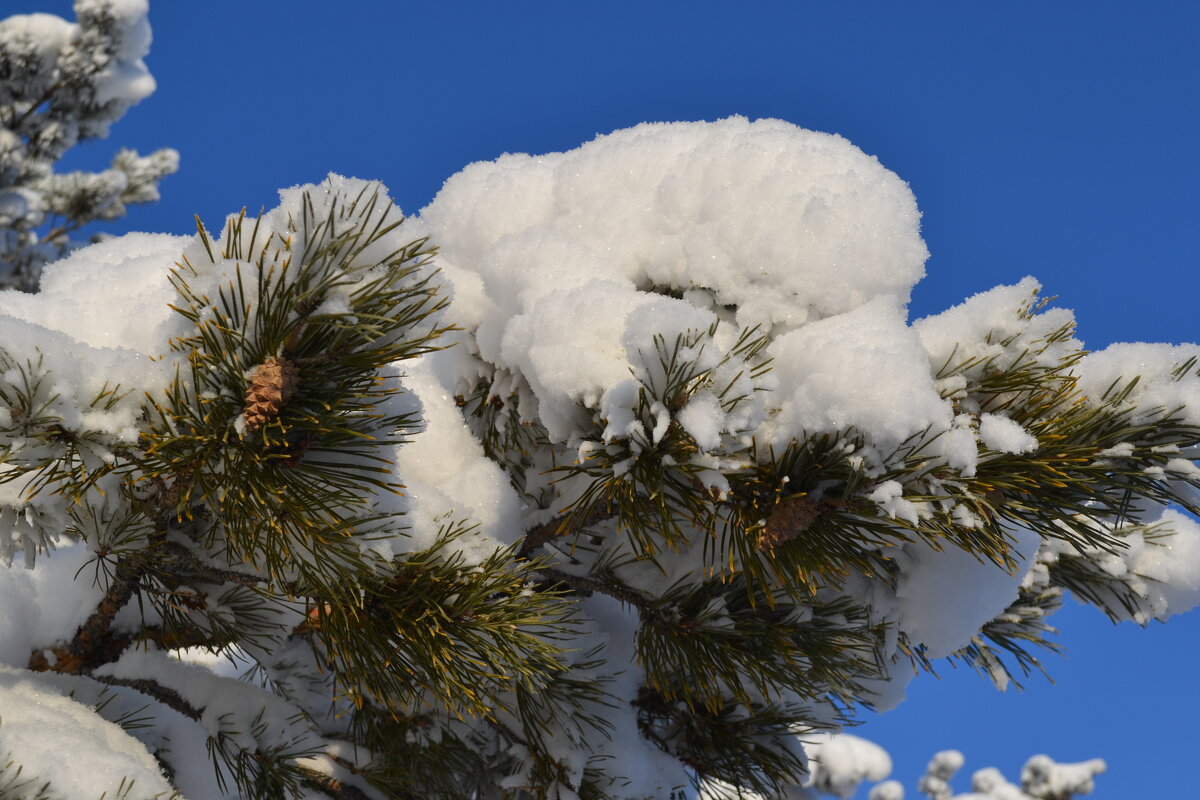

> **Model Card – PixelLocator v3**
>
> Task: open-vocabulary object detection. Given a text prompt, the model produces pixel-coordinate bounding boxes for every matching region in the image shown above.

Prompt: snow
[0,14,75,63]
[498,280,691,438]
[95,648,317,755]
[802,733,894,799]
[390,358,526,561]
[918,750,965,800]
[0,2,156,113]
[1075,342,1200,426]
[0,234,181,564]
[895,525,1041,659]
[868,781,905,800]
[79,0,156,106]
[0,559,36,665]
[765,297,951,451]
[1,233,186,351]
[77,0,152,59]
[0,665,174,799]
[0,310,165,436]
[909,751,1105,800]
[0,543,104,665]
[416,117,929,447]
[869,480,927,527]
[92,55,156,106]
[575,594,692,798]
[677,389,725,450]
[977,414,1038,455]
[1118,509,1200,621]
[913,278,1079,383]
[421,117,926,330]
[1019,754,1106,798]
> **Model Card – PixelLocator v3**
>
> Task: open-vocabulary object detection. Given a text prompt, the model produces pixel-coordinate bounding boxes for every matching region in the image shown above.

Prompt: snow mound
[895,525,1041,660]
[417,116,931,448]
[422,116,926,332]
[0,666,174,799]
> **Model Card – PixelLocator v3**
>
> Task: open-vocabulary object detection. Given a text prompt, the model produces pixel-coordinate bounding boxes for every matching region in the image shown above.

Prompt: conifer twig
[92,674,201,721]
[30,557,142,674]
[159,540,266,587]
[535,566,668,624]
[299,771,377,800]
[518,504,614,557]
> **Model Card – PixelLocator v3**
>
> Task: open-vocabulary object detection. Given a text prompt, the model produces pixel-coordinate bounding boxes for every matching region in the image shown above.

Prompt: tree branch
[93,674,202,722]
[11,81,60,129]
[300,770,378,800]
[518,503,614,557]
[28,555,142,674]
[534,566,669,624]
[158,539,266,586]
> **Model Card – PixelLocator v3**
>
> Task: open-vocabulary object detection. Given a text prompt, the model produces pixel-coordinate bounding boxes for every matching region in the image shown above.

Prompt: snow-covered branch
[0,0,176,290]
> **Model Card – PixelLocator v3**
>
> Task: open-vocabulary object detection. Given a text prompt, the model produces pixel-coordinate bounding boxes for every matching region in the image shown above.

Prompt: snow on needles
[0,1,157,111]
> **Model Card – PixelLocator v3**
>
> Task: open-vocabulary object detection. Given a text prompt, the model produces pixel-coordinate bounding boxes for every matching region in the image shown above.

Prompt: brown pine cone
[243,355,299,430]
[758,493,825,551]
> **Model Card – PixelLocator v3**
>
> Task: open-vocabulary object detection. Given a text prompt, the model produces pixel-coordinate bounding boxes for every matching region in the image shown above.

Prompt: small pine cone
[243,355,299,430]
[159,476,181,515]
[758,493,825,551]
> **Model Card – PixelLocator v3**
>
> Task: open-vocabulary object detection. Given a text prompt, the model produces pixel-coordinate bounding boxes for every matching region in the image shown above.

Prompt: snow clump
[415,116,936,449]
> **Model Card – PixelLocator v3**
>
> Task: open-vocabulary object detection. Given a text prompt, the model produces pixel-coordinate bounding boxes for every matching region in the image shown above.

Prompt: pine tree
[0,0,177,292]
[0,121,1197,800]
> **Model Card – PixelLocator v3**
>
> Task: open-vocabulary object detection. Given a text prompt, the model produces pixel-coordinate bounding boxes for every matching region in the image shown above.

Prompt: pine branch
[534,565,667,623]
[92,674,202,723]
[157,540,267,587]
[9,80,60,130]
[518,504,615,558]
[299,771,377,800]
[28,555,141,675]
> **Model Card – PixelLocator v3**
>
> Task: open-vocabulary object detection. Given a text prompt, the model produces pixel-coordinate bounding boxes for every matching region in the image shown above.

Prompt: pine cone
[243,355,299,430]
[158,466,194,518]
[758,493,825,551]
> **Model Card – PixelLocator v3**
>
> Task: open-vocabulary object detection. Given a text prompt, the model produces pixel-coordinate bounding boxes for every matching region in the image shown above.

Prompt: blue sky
[37,1,1200,796]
